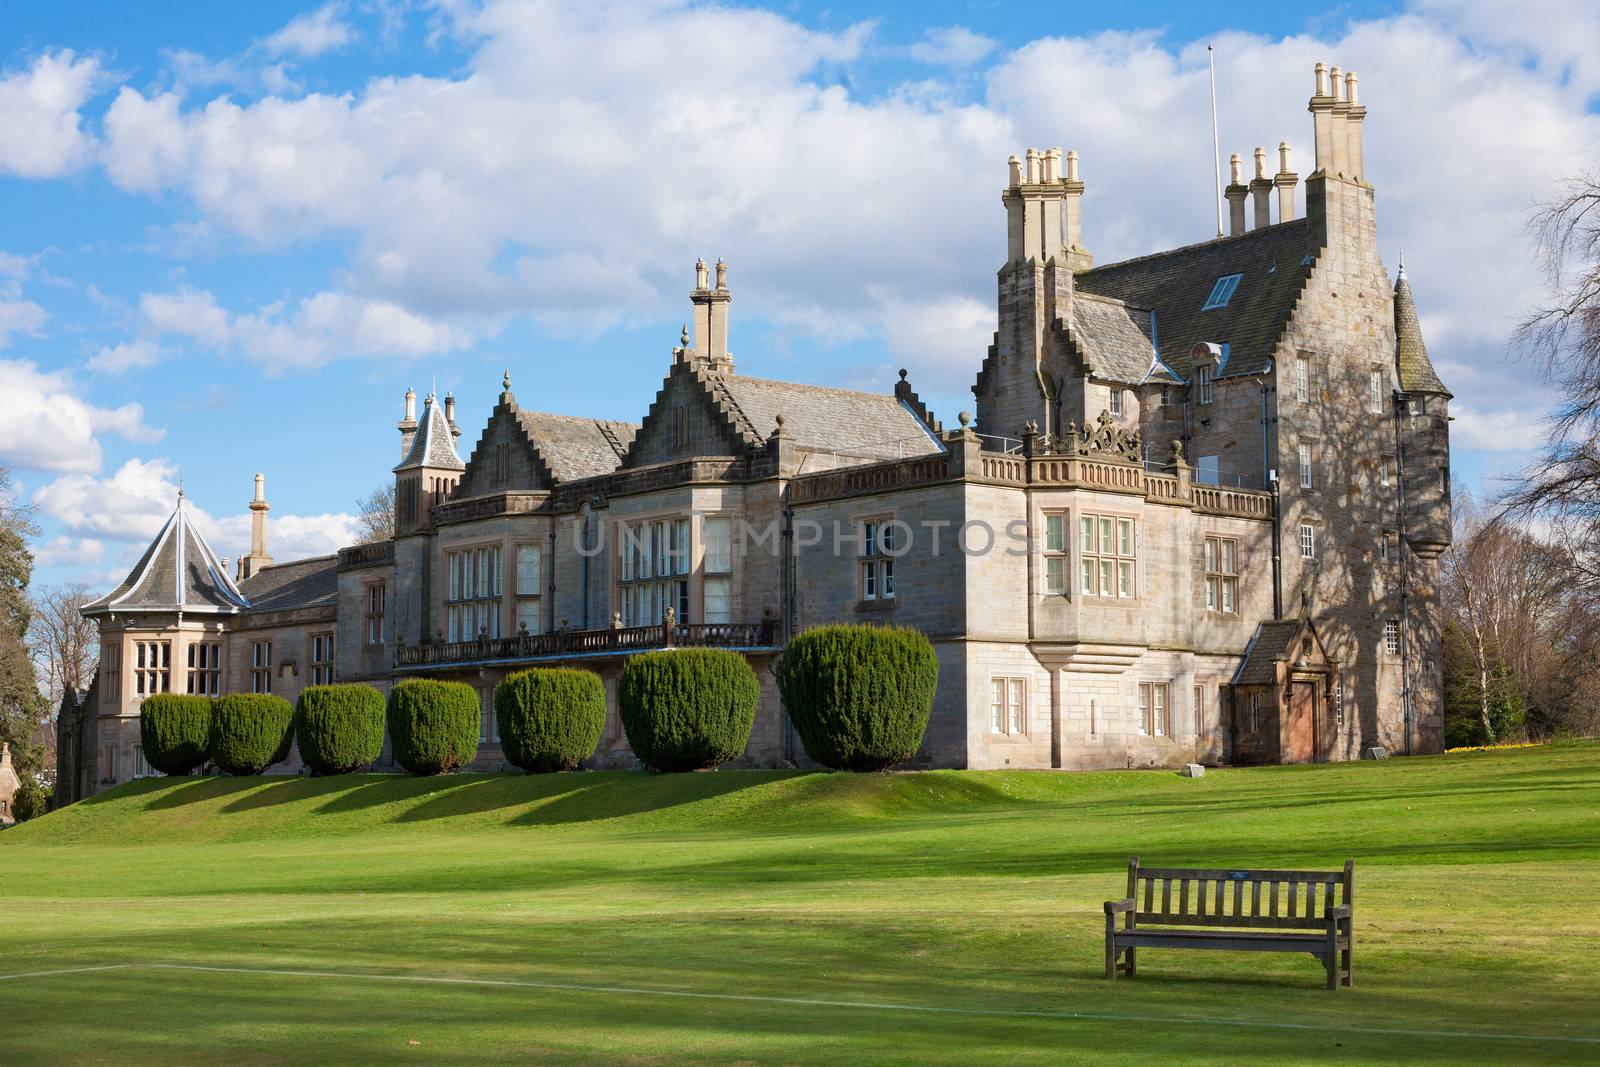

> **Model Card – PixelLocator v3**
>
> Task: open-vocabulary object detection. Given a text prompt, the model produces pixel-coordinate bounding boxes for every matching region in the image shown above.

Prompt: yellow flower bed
[1445,740,1543,754]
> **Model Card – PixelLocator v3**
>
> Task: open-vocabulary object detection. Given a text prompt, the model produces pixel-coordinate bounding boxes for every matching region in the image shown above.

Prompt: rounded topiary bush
[618,649,758,772]
[495,668,605,773]
[210,693,296,775]
[776,624,939,771]
[138,693,214,776]
[295,684,386,775]
[386,678,481,775]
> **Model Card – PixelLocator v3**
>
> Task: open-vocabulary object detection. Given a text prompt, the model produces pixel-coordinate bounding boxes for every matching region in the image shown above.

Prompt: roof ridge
[1083,218,1308,277]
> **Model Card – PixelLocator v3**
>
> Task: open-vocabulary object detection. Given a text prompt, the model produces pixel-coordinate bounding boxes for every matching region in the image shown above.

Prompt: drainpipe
[1269,470,1283,620]
[580,511,592,631]
[547,523,558,634]
[781,494,797,763]
[1392,390,1414,756]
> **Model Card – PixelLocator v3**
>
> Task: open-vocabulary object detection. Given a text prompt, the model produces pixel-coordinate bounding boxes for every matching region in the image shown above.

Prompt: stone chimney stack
[398,387,418,459]
[239,472,273,580]
[1004,146,1089,269]
[1250,146,1274,229]
[1306,60,1375,249]
[1274,141,1298,222]
[1343,71,1365,181]
[690,258,733,373]
[1224,154,1248,236]
[444,392,460,438]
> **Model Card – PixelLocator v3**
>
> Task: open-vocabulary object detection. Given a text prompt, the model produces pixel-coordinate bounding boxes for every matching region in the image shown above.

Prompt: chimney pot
[253,472,265,504]
[1279,140,1292,171]
[1065,149,1079,182]
[1229,153,1242,184]
[695,257,708,290]
[1329,66,1343,101]
[1315,62,1328,97]
[1007,154,1022,188]
[1345,70,1358,105]
[1254,146,1267,180]
[403,387,416,421]
[1025,148,1040,184]
[715,257,727,290]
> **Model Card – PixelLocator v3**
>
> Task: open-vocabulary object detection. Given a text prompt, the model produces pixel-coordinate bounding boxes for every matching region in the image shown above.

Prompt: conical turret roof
[394,392,465,472]
[81,494,252,616]
[1394,264,1450,398]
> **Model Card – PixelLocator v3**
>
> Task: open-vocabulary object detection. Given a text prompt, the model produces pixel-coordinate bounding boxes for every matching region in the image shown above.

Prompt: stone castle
[56,62,1451,799]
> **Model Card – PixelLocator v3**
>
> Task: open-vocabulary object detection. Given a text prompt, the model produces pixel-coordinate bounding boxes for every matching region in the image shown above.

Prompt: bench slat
[1251,880,1261,918]
[1179,878,1190,917]
[1137,866,1346,882]
[1289,880,1298,917]
[1136,913,1326,930]
[1270,880,1280,917]
[1144,877,1154,913]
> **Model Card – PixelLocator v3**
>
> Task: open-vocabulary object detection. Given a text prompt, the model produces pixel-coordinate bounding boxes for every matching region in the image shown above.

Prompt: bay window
[515,544,542,635]
[447,545,502,642]
[1079,514,1136,599]
[703,516,733,624]
[620,518,690,627]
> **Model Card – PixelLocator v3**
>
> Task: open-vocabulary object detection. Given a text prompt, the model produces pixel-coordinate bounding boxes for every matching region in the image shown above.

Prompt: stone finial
[664,605,676,624]
[503,369,512,392]
[715,258,727,290]
[611,612,623,629]
[1315,61,1328,97]
[957,411,972,428]
[695,257,708,290]
[1229,153,1242,184]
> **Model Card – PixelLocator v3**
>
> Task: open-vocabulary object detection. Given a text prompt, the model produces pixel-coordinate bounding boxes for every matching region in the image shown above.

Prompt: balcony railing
[395,617,781,669]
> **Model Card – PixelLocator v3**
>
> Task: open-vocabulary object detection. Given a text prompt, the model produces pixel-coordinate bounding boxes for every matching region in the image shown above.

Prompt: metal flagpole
[1209,44,1223,238]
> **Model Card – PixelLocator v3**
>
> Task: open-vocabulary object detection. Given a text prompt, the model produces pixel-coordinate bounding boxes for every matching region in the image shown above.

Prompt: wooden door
[1287,682,1317,763]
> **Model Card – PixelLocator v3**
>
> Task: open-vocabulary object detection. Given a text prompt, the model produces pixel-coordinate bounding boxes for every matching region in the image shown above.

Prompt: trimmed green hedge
[210,693,296,775]
[295,684,386,775]
[494,668,605,773]
[138,694,214,776]
[386,678,481,775]
[619,649,758,772]
[776,624,939,771]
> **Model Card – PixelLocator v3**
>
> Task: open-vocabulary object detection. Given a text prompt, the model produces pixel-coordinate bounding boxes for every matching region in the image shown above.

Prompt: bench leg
[1325,928,1338,990]
[1124,946,1136,977]
[1342,923,1354,988]
[1105,925,1116,980]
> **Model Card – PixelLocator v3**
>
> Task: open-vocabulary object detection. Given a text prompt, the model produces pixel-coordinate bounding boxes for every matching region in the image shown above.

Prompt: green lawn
[4,744,1600,1065]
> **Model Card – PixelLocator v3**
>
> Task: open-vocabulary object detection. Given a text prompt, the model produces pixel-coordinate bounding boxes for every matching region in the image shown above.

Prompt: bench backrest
[1124,856,1353,930]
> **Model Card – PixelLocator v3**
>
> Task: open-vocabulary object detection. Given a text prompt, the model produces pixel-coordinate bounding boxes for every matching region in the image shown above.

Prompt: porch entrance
[1286,681,1318,763]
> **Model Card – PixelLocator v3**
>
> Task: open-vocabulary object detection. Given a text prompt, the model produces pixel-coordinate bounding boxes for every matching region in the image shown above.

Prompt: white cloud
[73,2,1600,447]
[0,50,102,179]
[0,251,34,278]
[33,535,104,567]
[0,300,47,347]
[35,455,359,570]
[264,3,357,59]
[1448,405,1547,452]
[88,339,166,374]
[0,359,165,474]
[909,27,997,68]
[140,288,231,346]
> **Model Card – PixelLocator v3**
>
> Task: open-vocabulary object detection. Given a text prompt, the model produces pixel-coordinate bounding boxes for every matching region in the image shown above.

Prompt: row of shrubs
[139,624,939,777]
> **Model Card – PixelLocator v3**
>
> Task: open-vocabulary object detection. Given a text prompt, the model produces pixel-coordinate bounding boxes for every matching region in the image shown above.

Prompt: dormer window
[1201,273,1243,310]
[1195,364,1214,405]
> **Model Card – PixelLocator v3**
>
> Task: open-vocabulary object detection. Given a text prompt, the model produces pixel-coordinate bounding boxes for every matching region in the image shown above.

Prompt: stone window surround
[1384,617,1400,655]
[134,639,171,697]
[1138,681,1171,737]
[1298,441,1314,489]
[989,676,1027,736]
[513,543,544,635]
[1368,367,1385,414]
[1299,521,1317,560]
[1203,535,1239,614]
[616,509,737,627]
[309,632,335,686]
[363,581,386,646]
[857,514,899,606]
[250,639,273,694]
[444,540,504,642]
[186,641,221,697]
[1078,509,1139,601]
[1042,510,1069,595]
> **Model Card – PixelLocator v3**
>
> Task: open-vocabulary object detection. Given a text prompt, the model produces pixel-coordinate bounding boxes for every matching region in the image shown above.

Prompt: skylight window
[1202,274,1243,311]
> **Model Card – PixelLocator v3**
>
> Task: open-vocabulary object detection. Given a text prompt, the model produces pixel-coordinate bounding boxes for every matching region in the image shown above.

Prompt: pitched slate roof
[394,394,465,473]
[1076,220,1313,381]
[711,374,944,461]
[237,554,339,612]
[1068,294,1169,384]
[1231,620,1303,686]
[1394,266,1450,397]
[515,411,637,482]
[81,497,251,615]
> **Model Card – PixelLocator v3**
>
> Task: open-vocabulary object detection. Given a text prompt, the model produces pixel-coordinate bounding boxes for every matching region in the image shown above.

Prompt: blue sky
[2,0,1596,591]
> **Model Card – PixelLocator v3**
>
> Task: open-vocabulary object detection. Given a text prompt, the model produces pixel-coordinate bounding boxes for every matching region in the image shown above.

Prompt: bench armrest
[1327,904,1352,920]
[1105,897,1136,915]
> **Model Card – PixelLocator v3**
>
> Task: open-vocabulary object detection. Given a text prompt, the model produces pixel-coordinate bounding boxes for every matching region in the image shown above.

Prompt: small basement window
[1201,273,1243,310]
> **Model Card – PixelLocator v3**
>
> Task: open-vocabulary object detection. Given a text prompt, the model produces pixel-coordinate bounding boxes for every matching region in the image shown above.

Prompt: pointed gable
[456,378,636,495]
[81,497,251,616]
[1232,617,1331,686]
[1394,266,1450,398]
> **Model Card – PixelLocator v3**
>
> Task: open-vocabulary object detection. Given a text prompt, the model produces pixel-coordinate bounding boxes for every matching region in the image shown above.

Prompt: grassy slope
[3,744,1600,1065]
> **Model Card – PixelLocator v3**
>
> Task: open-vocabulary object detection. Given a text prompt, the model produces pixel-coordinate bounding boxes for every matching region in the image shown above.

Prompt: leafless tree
[28,583,99,707]
[354,483,396,544]
[1507,169,1600,593]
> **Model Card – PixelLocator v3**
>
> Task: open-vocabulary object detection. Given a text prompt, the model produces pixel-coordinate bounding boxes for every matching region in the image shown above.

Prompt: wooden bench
[1104,856,1354,989]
